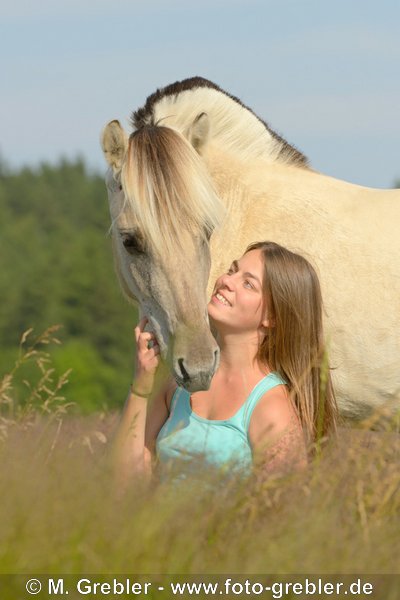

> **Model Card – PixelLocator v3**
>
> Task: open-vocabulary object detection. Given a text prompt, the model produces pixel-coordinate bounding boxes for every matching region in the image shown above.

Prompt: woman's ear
[262,316,276,328]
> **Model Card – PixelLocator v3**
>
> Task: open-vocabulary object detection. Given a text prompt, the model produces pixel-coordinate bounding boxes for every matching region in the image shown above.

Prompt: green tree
[0,158,136,411]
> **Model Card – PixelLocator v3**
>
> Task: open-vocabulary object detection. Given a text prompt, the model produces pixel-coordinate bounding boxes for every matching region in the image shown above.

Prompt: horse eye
[111,176,122,192]
[120,232,145,254]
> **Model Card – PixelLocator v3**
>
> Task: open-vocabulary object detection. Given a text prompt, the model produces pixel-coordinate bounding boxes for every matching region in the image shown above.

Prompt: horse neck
[206,145,381,213]
[205,147,399,296]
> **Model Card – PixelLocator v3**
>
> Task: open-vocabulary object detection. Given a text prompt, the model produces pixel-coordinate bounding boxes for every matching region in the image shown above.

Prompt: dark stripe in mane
[132,76,309,168]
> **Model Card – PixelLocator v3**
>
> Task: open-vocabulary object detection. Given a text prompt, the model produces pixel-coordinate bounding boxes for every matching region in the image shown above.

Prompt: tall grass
[0,329,399,583]
[0,326,72,439]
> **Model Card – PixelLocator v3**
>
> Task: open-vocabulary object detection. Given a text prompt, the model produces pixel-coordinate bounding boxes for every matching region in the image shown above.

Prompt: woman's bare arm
[112,379,172,489]
[111,316,169,492]
[248,385,307,477]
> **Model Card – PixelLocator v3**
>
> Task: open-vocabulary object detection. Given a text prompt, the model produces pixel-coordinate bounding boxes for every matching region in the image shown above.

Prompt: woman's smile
[212,291,232,307]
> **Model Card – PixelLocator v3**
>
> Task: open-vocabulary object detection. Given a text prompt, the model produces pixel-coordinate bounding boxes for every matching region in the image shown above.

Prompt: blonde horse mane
[132,77,309,167]
[121,125,225,259]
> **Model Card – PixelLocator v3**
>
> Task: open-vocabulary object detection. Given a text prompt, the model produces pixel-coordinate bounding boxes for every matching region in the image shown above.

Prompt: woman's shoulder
[248,383,301,441]
[248,383,307,470]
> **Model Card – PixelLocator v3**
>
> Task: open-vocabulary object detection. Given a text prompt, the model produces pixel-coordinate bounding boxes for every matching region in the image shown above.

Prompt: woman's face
[208,249,270,333]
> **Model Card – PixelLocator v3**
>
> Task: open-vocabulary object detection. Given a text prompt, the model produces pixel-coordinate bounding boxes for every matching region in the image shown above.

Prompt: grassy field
[0,329,399,598]
[1,417,399,574]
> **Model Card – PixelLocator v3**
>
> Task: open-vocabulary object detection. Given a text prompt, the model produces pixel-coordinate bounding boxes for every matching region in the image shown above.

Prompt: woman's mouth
[212,292,232,307]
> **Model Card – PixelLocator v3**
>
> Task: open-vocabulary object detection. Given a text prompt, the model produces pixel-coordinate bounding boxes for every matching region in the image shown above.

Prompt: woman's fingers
[134,317,160,355]
[134,316,148,341]
[138,332,157,351]
[145,341,160,359]
[134,317,152,343]
[132,317,161,394]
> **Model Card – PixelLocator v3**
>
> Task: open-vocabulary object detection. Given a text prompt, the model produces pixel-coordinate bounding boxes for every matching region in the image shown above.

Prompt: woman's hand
[133,316,161,395]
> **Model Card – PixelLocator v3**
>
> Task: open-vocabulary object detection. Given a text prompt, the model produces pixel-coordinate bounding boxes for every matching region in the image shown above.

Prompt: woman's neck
[215,330,267,379]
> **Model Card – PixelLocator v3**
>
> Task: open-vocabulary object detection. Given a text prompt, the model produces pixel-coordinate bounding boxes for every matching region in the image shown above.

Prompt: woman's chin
[207,303,223,323]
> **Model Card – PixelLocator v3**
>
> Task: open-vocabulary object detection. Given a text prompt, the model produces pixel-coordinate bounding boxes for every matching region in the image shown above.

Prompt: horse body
[102,77,400,419]
[207,159,400,418]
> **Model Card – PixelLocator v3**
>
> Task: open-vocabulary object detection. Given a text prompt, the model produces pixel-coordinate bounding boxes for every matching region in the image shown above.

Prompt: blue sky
[1,0,399,188]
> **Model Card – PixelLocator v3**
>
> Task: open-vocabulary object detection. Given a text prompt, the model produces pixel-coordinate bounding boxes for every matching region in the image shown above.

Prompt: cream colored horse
[101,77,400,420]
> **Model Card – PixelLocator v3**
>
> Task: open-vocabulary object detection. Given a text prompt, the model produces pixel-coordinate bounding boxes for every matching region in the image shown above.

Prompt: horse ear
[187,112,210,154]
[101,120,128,172]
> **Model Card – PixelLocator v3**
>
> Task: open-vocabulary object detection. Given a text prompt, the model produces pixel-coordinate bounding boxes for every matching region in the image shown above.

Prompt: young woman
[112,241,338,486]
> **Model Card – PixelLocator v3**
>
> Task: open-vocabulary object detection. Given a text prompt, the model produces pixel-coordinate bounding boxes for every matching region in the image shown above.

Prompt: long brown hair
[247,241,338,441]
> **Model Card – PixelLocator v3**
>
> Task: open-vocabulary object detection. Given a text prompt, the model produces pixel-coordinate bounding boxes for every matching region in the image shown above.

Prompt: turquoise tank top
[156,372,286,479]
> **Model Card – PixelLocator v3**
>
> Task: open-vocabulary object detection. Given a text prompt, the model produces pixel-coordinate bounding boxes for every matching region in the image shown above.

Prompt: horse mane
[121,125,224,259]
[132,77,309,168]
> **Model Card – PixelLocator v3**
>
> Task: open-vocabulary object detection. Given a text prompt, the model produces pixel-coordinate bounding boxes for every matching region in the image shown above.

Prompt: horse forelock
[132,77,309,168]
[120,124,224,260]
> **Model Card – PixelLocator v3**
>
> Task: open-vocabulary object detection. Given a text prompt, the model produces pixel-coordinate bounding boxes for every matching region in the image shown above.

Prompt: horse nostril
[178,358,190,382]
[213,349,219,370]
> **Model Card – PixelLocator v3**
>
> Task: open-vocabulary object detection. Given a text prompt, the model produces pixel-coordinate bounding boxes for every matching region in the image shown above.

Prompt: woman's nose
[218,273,235,290]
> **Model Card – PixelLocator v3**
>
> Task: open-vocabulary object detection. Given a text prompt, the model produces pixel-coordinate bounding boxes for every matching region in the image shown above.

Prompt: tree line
[0,158,135,412]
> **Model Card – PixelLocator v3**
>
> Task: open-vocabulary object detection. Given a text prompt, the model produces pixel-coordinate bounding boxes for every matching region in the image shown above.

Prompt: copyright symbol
[26,579,42,594]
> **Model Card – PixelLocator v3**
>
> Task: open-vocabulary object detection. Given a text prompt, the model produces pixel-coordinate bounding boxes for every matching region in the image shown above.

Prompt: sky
[1,0,399,188]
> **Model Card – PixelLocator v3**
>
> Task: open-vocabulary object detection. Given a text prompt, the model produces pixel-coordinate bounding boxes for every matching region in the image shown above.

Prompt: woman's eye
[244,280,253,289]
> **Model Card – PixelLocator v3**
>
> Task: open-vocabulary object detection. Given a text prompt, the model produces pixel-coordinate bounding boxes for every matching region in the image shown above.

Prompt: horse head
[101,117,223,392]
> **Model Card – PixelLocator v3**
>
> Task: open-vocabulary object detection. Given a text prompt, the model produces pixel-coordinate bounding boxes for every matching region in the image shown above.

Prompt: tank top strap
[241,372,287,432]
[169,386,185,417]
